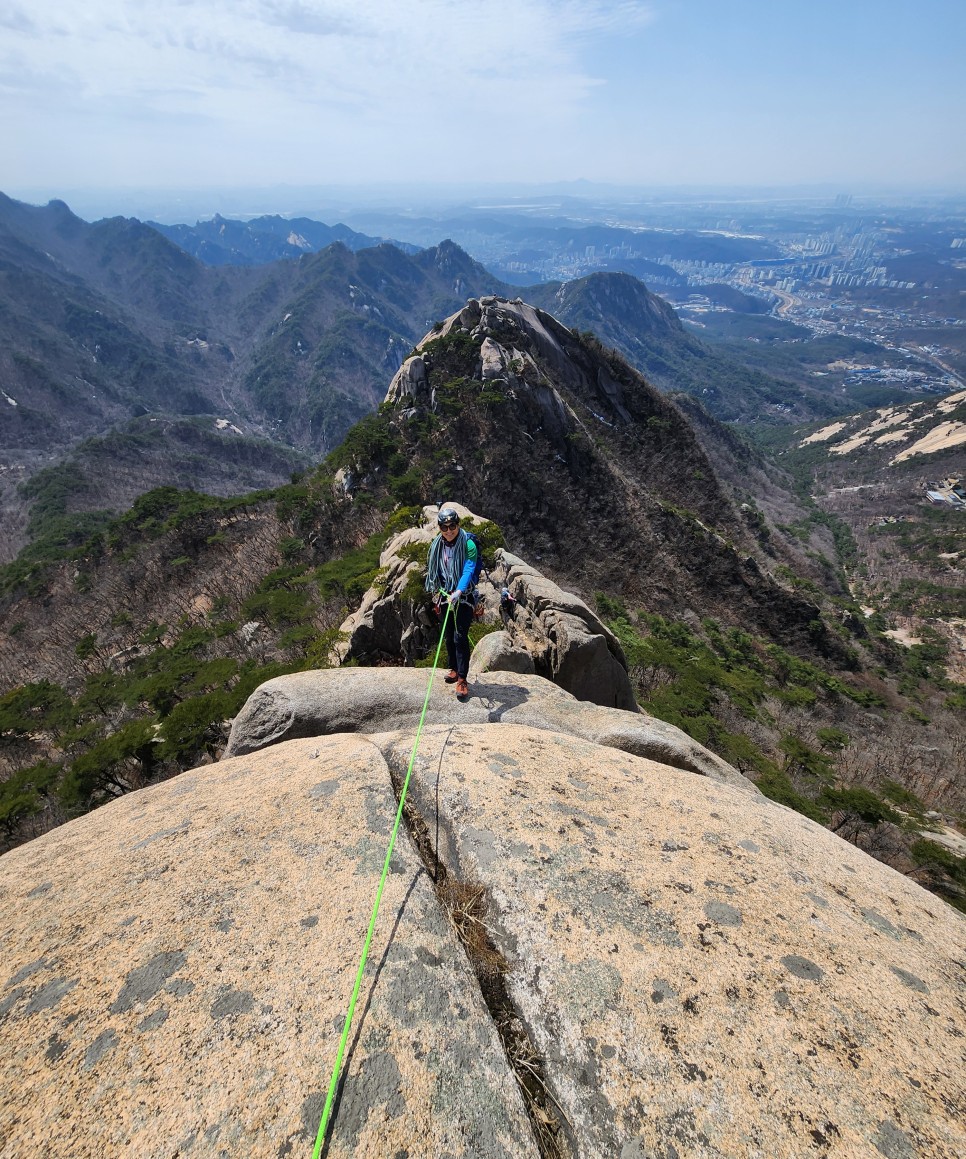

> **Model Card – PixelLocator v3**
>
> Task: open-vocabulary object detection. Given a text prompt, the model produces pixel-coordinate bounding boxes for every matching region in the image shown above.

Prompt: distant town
[402,193,966,399]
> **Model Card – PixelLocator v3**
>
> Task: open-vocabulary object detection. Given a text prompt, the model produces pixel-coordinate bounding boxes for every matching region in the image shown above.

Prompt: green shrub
[880,779,926,817]
[816,726,850,751]
[818,786,902,830]
[595,592,627,620]
[754,763,828,823]
[315,532,385,603]
[156,692,232,764]
[0,681,72,737]
[60,717,159,810]
[0,761,61,833]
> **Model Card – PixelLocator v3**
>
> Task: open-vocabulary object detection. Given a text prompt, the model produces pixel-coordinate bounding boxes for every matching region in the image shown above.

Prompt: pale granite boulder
[0,736,536,1159]
[495,551,637,711]
[377,722,966,1159]
[468,629,536,676]
[223,667,754,793]
[3,723,964,1158]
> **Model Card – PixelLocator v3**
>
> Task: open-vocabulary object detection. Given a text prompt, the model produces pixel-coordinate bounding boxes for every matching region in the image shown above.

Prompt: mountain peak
[374,293,847,663]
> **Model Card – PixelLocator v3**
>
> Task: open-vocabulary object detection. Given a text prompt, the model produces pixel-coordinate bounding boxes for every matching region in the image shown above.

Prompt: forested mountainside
[2,294,963,909]
[2,194,827,564]
[0,193,497,558]
[0,193,504,461]
[149,212,418,265]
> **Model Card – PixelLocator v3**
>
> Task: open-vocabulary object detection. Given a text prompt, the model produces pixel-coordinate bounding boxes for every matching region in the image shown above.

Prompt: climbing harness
[312,597,454,1157]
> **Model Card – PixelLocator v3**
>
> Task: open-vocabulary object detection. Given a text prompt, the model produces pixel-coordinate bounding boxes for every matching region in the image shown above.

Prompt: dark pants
[444,600,474,679]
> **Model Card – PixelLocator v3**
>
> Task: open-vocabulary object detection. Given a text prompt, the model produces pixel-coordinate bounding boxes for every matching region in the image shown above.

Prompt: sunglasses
[440,522,459,531]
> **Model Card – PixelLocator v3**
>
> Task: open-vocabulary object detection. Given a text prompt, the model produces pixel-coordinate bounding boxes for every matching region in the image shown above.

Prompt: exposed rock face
[376,295,854,668]
[469,629,535,676]
[0,735,536,1157]
[384,723,966,1158]
[491,551,637,711]
[223,667,752,792]
[336,505,637,711]
[384,353,430,408]
[2,718,964,1157]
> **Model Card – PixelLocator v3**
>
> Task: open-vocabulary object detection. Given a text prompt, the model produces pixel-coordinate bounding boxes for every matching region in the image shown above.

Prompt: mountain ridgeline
[367,296,846,658]
[0,194,819,563]
[3,290,965,913]
[149,212,419,266]
[0,193,503,461]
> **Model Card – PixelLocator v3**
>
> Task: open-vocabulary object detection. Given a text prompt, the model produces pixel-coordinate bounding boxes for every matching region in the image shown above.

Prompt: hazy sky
[3,0,965,203]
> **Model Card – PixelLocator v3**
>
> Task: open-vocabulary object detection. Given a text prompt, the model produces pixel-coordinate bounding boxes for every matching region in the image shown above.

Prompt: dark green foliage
[315,532,386,603]
[71,671,125,721]
[887,577,966,621]
[109,486,224,548]
[75,633,98,660]
[780,734,835,784]
[59,717,159,811]
[753,765,828,823]
[908,839,966,914]
[382,505,424,539]
[420,329,481,378]
[614,613,770,731]
[0,463,113,595]
[602,610,895,825]
[329,411,395,472]
[461,518,506,571]
[274,485,311,524]
[0,762,61,833]
[242,583,313,628]
[20,462,95,539]
[0,681,72,737]
[818,785,902,830]
[910,839,966,883]
[279,536,305,561]
[816,726,850,751]
[434,376,475,417]
[945,684,966,712]
[388,466,425,505]
[880,779,927,817]
[595,592,628,620]
[156,692,232,764]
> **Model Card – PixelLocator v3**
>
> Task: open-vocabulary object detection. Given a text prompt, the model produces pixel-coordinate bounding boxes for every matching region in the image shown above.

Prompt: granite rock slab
[224,667,754,794]
[0,735,537,1159]
[376,722,966,1159]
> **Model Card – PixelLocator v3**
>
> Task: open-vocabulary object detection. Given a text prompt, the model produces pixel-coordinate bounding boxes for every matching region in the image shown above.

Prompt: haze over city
[4,0,965,219]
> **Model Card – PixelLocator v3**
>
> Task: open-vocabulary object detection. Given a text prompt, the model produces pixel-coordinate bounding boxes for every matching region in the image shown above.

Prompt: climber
[425,507,478,702]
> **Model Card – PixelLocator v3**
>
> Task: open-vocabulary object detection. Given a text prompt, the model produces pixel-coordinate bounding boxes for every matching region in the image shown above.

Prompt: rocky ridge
[367,295,853,663]
[334,502,638,712]
[1,671,964,1157]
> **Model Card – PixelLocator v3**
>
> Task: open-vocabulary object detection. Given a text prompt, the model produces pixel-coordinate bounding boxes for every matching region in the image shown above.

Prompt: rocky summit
[2,668,965,1158]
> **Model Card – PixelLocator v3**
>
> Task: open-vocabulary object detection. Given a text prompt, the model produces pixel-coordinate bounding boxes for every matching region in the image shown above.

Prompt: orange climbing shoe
[444,670,458,684]
[455,677,469,702]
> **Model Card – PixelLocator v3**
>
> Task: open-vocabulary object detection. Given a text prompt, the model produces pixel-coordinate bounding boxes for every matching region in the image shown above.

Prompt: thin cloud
[4,1,639,107]
[8,1,654,186]
[0,3,36,33]
[260,0,363,38]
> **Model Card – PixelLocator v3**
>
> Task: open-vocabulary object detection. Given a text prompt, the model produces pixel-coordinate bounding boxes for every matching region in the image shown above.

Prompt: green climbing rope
[312,598,453,1157]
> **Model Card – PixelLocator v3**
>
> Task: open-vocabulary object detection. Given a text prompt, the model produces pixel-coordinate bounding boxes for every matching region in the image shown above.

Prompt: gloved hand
[448,590,462,607]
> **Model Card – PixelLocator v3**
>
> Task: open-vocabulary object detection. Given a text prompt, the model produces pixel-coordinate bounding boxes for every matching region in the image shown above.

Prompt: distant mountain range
[149,213,419,266]
[0,193,850,560]
[2,197,963,916]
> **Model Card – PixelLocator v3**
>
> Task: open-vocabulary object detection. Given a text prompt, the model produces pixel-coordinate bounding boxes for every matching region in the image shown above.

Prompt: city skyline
[3,0,965,208]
